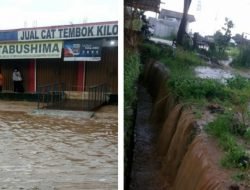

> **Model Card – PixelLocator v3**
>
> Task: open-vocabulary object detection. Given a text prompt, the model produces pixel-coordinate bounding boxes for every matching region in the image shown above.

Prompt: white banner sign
[63,39,102,62]
[17,23,118,41]
[0,41,63,59]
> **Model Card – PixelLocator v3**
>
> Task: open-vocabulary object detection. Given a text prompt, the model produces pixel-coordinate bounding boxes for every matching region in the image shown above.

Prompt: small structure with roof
[148,9,195,38]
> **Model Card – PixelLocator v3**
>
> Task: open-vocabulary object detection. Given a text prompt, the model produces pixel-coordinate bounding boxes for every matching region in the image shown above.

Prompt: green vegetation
[124,50,141,108]
[244,128,250,140]
[231,44,250,68]
[124,49,141,184]
[232,172,246,182]
[209,18,234,60]
[168,78,229,100]
[193,18,235,61]
[205,114,247,168]
[227,46,240,58]
[161,47,202,74]
[140,42,164,64]
[140,42,202,77]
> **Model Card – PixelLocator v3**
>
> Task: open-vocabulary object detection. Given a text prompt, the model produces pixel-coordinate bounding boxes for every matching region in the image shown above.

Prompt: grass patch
[124,50,141,108]
[232,172,246,182]
[124,49,141,184]
[205,114,248,169]
[168,77,229,101]
[160,48,203,77]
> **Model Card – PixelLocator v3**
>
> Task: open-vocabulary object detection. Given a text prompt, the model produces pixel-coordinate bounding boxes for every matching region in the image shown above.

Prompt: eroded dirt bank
[0,101,117,190]
[129,61,241,190]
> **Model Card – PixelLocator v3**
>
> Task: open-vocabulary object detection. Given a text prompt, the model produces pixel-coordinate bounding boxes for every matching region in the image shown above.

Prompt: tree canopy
[213,17,234,53]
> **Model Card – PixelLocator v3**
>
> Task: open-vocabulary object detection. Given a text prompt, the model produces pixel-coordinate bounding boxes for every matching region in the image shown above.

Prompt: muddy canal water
[0,105,117,190]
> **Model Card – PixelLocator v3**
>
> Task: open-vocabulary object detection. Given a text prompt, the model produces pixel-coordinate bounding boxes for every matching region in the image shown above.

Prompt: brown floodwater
[0,105,117,190]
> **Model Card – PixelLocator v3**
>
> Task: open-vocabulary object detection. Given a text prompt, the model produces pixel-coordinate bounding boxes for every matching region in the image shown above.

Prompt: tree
[214,18,234,53]
[222,17,234,40]
[176,0,192,45]
[214,30,226,52]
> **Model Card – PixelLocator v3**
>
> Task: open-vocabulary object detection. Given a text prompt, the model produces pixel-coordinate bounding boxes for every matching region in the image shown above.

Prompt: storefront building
[0,21,118,97]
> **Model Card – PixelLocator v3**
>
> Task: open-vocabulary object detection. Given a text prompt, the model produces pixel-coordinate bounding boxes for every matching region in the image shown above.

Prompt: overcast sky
[1,0,249,37]
[0,0,118,29]
[147,0,250,36]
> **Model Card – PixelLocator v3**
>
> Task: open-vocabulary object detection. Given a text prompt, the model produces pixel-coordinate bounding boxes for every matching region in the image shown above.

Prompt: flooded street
[0,102,117,190]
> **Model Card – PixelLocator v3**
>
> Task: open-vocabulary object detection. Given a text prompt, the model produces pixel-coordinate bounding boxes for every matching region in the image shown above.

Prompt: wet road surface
[0,104,117,190]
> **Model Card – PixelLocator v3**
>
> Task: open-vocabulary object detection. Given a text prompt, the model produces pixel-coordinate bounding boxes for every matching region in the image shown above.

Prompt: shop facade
[0,21,118,97]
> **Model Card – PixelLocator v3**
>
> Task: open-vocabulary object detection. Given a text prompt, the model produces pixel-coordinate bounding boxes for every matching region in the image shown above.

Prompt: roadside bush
[244,128,250,141]
[169,48,202,66]
[232,172,246,182]
[124,50,141,186]
[221,145,246,168]
[177,49,202,65]
[124,50,141,108]
[205,115,231,138]
[227,46,240,58]
[159,48,204,81]
[231,44,250,68]
[226,75,250,90]
[140,42,171,64]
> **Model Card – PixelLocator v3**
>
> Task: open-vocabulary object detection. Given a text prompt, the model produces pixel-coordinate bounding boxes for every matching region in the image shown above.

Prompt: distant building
[148,9,195,38]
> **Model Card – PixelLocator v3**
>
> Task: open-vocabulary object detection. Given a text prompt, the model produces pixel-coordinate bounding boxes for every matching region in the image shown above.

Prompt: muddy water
[195,66,234,81]
[0,106,117,190]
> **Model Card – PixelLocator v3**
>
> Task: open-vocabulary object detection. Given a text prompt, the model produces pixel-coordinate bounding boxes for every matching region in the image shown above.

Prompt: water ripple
[0,107,117,190]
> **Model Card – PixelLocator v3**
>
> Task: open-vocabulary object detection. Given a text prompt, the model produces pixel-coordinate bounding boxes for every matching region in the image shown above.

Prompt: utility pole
[197,0,201,11]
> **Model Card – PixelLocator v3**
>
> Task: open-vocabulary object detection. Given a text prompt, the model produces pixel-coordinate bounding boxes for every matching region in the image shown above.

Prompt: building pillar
[77,61,85,91]
[28,59,36,92]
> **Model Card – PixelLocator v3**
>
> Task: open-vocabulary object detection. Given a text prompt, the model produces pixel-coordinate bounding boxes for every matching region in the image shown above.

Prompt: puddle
[0,106,117,190]
[195,66,234,81]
